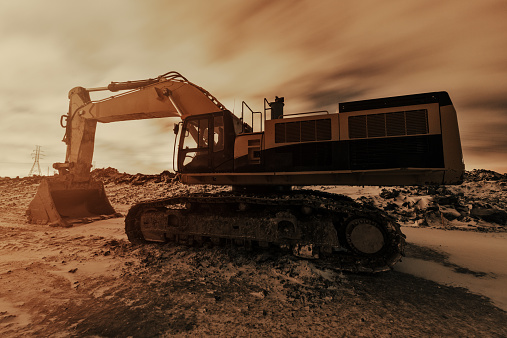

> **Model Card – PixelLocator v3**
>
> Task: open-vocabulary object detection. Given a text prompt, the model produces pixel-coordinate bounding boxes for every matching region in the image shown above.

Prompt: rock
[434,195,460,206]
[250,291,265,299]
[470,207,507,225]
[384,202,398,211]
[380,189,400,199]
[439,206,461,221]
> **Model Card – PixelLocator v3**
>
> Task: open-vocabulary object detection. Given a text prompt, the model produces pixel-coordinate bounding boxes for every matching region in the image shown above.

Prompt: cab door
[178,111,236,173]
[178,115,211,173]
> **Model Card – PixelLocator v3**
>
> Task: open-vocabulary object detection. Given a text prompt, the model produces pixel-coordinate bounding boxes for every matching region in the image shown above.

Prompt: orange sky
[1,0,506,177]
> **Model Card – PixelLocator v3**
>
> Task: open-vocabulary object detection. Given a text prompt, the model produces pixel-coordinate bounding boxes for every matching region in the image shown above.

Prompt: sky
[1,0,506,177]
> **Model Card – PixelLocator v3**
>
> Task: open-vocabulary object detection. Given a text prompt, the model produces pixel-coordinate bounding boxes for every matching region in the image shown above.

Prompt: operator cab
[177,110,242,173]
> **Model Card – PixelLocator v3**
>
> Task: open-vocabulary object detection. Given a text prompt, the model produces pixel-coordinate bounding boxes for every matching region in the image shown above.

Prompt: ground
[0,172,506,337]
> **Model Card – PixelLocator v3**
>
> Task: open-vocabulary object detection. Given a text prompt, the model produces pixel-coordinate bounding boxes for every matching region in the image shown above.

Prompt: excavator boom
[28,72,227,226]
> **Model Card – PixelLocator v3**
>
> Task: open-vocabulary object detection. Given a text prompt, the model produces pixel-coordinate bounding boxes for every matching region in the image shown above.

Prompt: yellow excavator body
[26,71,465,272]
[27,71,464,233]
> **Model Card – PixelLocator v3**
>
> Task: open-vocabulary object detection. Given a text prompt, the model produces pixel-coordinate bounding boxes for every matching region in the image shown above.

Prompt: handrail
[282,110,329,117]
[263,98,270,124]
[241,101,263,133]
[264,97,327,119]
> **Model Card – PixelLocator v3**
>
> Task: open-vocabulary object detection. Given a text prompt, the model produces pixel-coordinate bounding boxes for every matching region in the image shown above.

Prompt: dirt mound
[0,176,42,224]
[465,169,507,182]
[91,167,176,185]
[75,241,505,337]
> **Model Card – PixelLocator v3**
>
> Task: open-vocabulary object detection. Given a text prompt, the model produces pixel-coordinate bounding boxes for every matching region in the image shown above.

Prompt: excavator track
[125,190,405,273]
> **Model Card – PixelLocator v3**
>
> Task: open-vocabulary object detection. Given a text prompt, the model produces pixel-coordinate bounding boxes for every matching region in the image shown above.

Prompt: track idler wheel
[344,218,387,255]
[125,205,147,244]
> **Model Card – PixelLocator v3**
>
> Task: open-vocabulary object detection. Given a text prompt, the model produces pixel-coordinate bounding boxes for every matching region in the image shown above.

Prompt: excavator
[27,71,464,272]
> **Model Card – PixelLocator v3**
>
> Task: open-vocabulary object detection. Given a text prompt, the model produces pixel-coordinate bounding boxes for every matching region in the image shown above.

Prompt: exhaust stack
[269,96,284,119]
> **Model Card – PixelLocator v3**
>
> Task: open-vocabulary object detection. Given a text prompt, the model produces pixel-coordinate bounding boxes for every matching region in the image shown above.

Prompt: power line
[28,145,44,176]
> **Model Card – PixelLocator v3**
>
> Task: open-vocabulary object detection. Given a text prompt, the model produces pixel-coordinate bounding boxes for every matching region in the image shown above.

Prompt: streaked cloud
[0,0,506,177]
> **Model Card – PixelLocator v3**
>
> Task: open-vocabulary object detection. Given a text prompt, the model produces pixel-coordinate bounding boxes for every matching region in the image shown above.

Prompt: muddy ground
[0,173,506,337]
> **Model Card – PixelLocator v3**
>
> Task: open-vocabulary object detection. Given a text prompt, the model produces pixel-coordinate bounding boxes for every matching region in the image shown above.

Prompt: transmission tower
[28,145,44,176]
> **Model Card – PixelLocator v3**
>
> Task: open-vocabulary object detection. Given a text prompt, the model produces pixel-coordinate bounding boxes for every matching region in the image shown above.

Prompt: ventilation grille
[349,135,445,170]
[348,109,428,139]
[275,119,331,143]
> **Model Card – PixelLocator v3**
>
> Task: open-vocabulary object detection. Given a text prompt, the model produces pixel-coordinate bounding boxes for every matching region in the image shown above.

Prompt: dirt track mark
[405,243,489,277]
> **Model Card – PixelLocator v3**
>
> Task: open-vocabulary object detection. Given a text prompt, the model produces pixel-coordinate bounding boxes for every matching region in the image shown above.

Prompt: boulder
[470,206,507,225]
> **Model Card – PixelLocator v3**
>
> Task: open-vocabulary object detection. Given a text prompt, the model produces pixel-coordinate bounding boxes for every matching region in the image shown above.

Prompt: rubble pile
[464,169,507,182]
[0,175,42,224]
[93,168,229,212]
[91,167,506,232]
[91,167,176,185]
[370,176,507,231]
[1,168,505,231]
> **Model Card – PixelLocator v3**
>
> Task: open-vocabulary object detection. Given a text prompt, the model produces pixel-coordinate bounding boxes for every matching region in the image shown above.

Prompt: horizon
[3,166,506,180]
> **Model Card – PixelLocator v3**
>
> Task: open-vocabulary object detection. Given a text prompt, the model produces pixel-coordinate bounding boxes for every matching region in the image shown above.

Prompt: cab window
[183,118,209,150]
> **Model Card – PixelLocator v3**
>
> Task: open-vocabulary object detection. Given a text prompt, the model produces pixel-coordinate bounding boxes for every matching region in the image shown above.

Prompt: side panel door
[210,114,234,172]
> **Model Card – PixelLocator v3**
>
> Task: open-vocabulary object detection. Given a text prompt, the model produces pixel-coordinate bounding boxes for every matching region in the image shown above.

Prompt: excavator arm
[28,72,226,226]
[57,72,226,181]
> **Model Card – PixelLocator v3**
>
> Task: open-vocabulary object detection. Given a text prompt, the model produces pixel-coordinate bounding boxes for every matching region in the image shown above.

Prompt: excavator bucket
[27,177,118,227]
